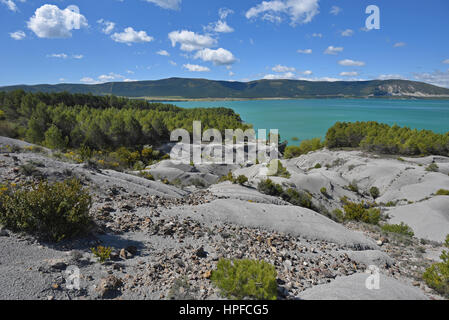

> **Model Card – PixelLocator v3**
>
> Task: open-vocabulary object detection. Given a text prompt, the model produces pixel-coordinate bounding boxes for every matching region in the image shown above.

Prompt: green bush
[282,188,312,209]
[320,187,328,196]
[381,222,414,237]
[370,186,380,199]
[347,181,359,193]
[314,163,322,169]
[342,201,381,225]
[267,160,290,178]
[91,246,112,263]
[436,189,449,196]
[211,259,278,300]
[426,163,439,172]
[284,138,324,159]
[235,175,249,185]
[325,121,449,157]
[423,235,449,297]
[0,179,92,242]
[257,179,283,197]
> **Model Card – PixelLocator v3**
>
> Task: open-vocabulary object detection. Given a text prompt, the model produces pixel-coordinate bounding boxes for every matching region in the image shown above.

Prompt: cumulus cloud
[194,48,236,66]
[111,27,154,45]
[9,30,26,40]
[80,77,98,84]
[330,5,342,16]
[169,30,216,52]
[145,0,181,10]
[301,70,313,75]
[219,8,234,20]
[156,50,170,56]
[340,71,359,77]
[97,19,115,34]
[272,64,295,73]
[413,70,449,88]
[183,64,210,72]
[246,0,320,26]
[324,46,343,55]
[297,49,312,54]
[341,29,354,37]
[311,33,322,38]
[377,74,404,80]
[27,4,88,38]
[47,53,84,59]
[338,59,365,67]
[81,72,131,84]
[443,59,449,64]
[206,20,234,33]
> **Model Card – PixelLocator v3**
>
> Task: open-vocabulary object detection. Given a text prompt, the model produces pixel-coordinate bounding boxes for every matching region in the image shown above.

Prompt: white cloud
[341,29,354,37]
[207,20,234,33]
[324,46,343,55]
[393,42,406,48]
[111,27,154,45]
[27,4,88,39]
[263,72,296,79]
[145,0,181,10]
[97,19,115,34]
[47,53,83,59]
[80,77,99,84]
[377,74,404,80]
[156,50,170,56]
[246,0,320,26]
[443,59,449,64]
[301,70,313,75]
[297,48,312,54]
[9,30,26,40]
[194,48,236,66]
[338,59,365,67]
[169,60,177,66]
[169,30,216,52]
[183,64,210,72]
[1,0,23,12]
[330,6,342,16]
[219,8,234,20]
[272,64,295,73]
[47,53,68,59]
[340,71,359,76]
[311,32,322,38]
[413,70,449,88]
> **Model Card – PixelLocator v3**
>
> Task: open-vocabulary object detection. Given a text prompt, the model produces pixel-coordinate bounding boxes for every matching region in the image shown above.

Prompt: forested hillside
[1,78,449,99]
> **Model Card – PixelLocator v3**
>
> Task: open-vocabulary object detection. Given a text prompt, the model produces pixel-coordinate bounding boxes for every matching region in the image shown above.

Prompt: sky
[0,0,449,87]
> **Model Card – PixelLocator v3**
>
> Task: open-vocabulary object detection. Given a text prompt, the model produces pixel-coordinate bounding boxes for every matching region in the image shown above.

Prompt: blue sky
[1,0,449,87]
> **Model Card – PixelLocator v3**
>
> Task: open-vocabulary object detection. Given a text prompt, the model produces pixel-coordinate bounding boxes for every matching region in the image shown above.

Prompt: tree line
[0,90,251,151]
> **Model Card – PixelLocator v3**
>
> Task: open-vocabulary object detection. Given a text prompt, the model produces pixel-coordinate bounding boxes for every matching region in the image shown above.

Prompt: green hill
[1,78,449,99]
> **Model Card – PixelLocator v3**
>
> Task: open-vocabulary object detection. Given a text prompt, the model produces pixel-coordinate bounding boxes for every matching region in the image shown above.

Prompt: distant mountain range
[1,78,449,99]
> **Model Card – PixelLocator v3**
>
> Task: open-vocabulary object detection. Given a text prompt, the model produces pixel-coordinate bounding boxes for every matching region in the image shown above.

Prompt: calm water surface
[170,99,449,143]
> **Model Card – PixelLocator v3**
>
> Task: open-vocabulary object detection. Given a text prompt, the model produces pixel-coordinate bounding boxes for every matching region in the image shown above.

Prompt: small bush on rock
[257,179,283,197]
[381,222,414,237]
[0,179,92,242]
[370,186,380,199]
[423,235,449,297]
[211,259,278,300]
[436,189,449,196]
[342,201,381,225]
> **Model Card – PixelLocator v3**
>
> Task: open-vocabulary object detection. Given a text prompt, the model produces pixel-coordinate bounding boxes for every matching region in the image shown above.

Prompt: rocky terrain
[0,136,448,300]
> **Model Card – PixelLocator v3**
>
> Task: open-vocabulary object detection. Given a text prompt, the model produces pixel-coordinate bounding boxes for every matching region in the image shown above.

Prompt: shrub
[381,222,414,237]
[257,179,283,197]
[211,259,277,300]
[0,179,92,242]
[314,163,322,169]
[426,163,439,172]
[423,235,449,297]
[436,189,449,196]
[342,201,381,225]
[139,171,155,181]
[347,181,359,193]
[235,175,249,185]
[320,187,328,196]
[282,188,312,209]
[218,171,234,183]
[267,160,291,178]
[284,138,324,159]
[370,186,380,199]
[91,246,112,263]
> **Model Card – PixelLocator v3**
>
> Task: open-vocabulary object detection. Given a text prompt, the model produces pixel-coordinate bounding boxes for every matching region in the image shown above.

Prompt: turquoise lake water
[170,99,449,144]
